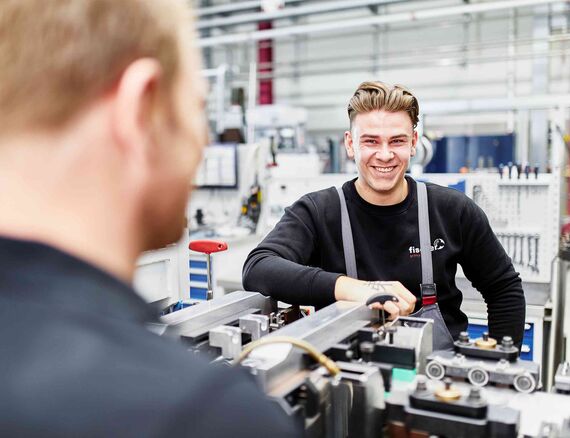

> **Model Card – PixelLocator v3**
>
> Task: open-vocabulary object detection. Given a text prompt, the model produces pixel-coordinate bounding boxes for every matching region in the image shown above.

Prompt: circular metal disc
[475,337,497,349]
[435,386,462,402]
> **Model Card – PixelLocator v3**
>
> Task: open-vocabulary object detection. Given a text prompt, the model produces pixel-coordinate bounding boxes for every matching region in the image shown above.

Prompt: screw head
[359,341,375,355]
[468,387,482,401]
[459,331,470,343]
[415,376,428,392]
[498,358,509,368]
[501,336,514,349]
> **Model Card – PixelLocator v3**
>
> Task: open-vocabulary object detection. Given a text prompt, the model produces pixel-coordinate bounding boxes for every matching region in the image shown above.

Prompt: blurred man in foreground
[0,1,298,436]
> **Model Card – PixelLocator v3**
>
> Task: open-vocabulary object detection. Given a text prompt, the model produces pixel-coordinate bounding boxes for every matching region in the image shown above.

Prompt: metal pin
[517,234,522,265]
[527,235,533,270]
[512,235,518,264]
[534,234,540,273]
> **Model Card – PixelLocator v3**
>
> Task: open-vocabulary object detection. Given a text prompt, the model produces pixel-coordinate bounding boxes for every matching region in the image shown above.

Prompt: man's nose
[375,144,393,161]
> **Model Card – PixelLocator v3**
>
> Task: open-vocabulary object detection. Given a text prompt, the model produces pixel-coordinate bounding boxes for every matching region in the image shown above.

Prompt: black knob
[365,293,399,307]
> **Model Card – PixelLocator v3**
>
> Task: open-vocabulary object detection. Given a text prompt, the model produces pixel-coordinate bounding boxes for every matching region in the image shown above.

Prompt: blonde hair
[0,0,186,133]
[347,81,419,128]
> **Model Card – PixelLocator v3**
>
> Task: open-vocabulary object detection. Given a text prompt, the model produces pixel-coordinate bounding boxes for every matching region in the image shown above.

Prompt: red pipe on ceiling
[258,21,273,105]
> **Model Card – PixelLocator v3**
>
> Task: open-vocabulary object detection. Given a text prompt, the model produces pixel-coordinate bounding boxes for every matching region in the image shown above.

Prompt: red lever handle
[189,240,228,255]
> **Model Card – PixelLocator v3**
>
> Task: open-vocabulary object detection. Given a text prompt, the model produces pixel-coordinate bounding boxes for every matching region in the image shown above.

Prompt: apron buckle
[420,283,437,306]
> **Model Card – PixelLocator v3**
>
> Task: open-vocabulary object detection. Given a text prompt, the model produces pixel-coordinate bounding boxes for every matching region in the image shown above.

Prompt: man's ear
[111,58,164,160]
[411,130,419,157]
[344,130,355,159]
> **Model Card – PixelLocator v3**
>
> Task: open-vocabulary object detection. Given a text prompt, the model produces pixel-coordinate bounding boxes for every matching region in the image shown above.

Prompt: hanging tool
[512,234,518,265]
[511,163,519,180]
[518,234,525,266]
[533,234,540,274]
[511,233,518,264]
[527,234,533,271]
[473,185,482,204]
[524,163,531,199]
[189,240,228,300]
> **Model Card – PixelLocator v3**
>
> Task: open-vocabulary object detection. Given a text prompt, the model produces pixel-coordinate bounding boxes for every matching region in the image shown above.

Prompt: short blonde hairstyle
[347,81,419,128]
[0,0,186,133]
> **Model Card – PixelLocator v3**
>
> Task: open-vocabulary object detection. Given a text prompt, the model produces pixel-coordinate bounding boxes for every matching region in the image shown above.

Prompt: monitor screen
[194,143,238,189]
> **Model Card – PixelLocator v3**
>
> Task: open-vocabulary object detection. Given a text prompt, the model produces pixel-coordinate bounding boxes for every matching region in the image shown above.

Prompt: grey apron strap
[416,181,437,304]
[416,182,433,285]
[415,181,455,350]
[336,186,358,278]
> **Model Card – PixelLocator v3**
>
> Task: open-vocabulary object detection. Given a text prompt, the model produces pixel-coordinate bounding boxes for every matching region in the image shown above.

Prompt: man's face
[143,37,207,249]
[344,110,417,203]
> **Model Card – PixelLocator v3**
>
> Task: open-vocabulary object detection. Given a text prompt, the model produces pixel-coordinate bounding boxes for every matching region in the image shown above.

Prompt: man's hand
[334,276,417,320]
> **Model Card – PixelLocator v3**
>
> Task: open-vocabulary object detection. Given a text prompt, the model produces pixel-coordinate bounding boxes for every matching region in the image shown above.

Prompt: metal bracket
[209,325,243,360]
[239,314,270,341]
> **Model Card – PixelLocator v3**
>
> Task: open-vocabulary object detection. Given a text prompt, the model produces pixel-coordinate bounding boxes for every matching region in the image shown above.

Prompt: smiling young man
[243,81,526,349]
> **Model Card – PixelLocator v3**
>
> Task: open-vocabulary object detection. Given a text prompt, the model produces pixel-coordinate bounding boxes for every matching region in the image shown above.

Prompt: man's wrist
[334,276,367,302]
[334,275,351,301]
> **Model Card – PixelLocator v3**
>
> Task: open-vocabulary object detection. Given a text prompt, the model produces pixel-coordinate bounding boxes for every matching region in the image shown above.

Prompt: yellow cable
[234,336,341,376]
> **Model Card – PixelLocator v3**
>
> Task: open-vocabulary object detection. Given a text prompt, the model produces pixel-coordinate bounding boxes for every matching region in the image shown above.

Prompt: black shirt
[0,236,299,437]
[243,177,525,346]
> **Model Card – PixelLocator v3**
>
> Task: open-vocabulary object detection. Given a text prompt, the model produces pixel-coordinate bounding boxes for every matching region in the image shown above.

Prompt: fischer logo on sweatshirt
[409,238,445,257]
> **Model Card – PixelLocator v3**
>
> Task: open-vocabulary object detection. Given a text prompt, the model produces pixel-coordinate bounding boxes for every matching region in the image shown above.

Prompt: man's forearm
[334,276,417,316]
[487,290,526,348]
[243,251,338,308]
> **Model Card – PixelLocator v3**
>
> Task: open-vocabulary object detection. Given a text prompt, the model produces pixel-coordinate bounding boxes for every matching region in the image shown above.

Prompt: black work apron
[336,181,455,351]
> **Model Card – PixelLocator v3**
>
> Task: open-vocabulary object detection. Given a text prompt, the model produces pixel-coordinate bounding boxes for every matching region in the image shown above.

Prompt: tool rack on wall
[471,173,560,284]
[423,172,560,284]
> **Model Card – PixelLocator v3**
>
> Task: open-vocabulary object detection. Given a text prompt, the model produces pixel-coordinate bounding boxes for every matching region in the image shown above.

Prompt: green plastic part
[392,367,416,382]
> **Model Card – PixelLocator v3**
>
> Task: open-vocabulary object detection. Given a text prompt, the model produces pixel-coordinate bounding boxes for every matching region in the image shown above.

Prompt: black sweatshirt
[0,236,299,437]
[243,176,525,346]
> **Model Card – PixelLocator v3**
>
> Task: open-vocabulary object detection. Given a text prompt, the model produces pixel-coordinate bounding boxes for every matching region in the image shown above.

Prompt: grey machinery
[154,291,570,437]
